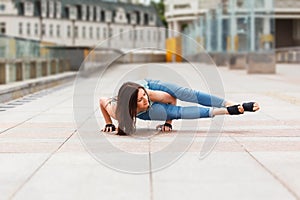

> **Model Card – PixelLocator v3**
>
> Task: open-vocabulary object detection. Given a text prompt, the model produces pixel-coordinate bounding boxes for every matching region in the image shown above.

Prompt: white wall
[24,1,34,17]
[114,8,127,24]
[0,1,165,49]
[2,16,40,40]
[0,0,18,15]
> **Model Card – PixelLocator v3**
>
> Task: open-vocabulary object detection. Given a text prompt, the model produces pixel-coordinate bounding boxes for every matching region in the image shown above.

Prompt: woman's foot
[242,102,260,112]
[226,104,244,115]
[224,101,244,114]
[224,101,260,114]
[212,105,244,116]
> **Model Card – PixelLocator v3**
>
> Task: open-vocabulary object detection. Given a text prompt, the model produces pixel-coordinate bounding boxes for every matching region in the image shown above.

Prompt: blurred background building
[0,0,165,84]
[165,0,300,48]
[1,0,300,85]
[165,0,300,67]
[165,0,220,37]
[0,0,164,48]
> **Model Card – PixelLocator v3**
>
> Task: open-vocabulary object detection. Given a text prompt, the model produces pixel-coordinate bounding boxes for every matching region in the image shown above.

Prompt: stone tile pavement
[0,63,299,200]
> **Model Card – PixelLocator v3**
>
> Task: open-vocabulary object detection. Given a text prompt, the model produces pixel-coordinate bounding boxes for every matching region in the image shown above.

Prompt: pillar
[173,20,180,37]
[206,11,211,52]
[263,16,271,50]
[230,0,237,52]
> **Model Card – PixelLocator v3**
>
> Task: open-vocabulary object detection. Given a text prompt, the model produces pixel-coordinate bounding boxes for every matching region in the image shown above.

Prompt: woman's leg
[146,79,226,108]
[137,102,213,121]
[137,102,248,122]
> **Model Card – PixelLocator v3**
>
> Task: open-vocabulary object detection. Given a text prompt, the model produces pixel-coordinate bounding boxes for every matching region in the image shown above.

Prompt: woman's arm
[100,98,116,132]
[147,90,176,132]
[146,89,176,105]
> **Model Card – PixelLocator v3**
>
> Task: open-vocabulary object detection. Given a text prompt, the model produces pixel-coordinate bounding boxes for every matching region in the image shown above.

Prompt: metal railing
[275,47,300,63]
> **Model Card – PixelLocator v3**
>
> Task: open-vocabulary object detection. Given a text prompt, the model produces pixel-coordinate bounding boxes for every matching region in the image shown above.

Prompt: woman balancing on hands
[100,79,260,135]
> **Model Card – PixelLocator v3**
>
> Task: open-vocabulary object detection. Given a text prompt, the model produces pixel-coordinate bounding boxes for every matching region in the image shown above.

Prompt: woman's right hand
[156,123,172,132]
[102,124,116,132]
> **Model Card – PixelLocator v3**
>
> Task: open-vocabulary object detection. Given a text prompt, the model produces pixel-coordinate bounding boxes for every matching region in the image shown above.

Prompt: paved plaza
[0,63,300,200]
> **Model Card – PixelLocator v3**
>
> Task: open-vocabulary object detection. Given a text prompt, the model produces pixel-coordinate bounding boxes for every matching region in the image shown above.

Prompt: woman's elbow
[99,98,107,106]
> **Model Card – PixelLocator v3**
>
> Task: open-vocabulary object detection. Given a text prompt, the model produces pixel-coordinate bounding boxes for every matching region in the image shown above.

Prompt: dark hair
[116,82,149,135]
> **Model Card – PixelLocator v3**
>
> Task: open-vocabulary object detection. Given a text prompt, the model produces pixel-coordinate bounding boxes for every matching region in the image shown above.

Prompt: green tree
[151,0,167,27]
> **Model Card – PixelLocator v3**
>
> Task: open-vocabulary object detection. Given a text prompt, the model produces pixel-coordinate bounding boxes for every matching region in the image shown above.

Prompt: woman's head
[116,82,150,135]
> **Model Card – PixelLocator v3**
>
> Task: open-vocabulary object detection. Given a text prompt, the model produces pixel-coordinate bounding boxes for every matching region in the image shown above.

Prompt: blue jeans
[136,79,225,121]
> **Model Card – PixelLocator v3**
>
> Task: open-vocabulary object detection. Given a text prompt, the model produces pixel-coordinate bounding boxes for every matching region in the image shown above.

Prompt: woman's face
[137,88,149,111]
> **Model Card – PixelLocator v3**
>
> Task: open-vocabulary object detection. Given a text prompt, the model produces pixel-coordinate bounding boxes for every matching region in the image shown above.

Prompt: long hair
[116,82,148,135]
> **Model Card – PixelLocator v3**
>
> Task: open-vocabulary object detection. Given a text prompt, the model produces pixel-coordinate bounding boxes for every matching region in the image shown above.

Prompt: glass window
[34,23,38,36]
[129,30,132,40]
[74,26,78,38]
[96,27,100,39]
[67,25,71,38]
[109,27,112,37]
[19,22,23,35]
[147,30,150,40]
[56,2,61,18]
[57,25,60,37]
[25,2,32,12]
[70,7,76,18]
[82,26,86,38]
[42,24,45,36]
[42,1,47,16]
[103,27,106,38]
[0,22,5,34]
[0,4,6,11]
[134,29,137,40]
[150,14,153,21]
[140,29,143,40]
[89,26,93,38]
[158,31,161,42]
[255,0,265,8]
[27,23,31,35]
[49,24,53,37]
[293,20,300,40]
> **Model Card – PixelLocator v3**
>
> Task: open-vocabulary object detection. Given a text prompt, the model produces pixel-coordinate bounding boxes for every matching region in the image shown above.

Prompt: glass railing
[0,35,70,60]
[182,0,275,56]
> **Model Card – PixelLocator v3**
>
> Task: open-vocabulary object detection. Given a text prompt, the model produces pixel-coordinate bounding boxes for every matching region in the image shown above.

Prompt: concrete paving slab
[152,152,296,200]
[54,134,86,153]
[251,152,300,199]
[234,137,300,152]
[0,111,38,123]
[12,153,151,200]
[0,63,300,200]
[25,114,75,123]
[0,126,75,139]
[0,153,50,200]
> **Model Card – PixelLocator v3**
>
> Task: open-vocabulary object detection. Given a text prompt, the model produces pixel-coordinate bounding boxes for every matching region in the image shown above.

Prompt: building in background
[0,0,165,50]
[164,0,221,37]
[165,0,300,65]
[275,0,300,48]
[165,0,300,48]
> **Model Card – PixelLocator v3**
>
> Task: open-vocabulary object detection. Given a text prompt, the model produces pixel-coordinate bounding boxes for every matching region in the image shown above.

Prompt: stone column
[230,0,237,52]
[217,7,222,52]
[168,22,173,37]
[173,20,180,36]
[206,11,212,52]
[263,16,271,50]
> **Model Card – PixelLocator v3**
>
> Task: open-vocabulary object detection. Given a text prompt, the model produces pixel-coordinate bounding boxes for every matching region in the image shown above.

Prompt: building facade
[275,0,300,48]
[165,0,300,49]
[164,0,221,37]
[0,0,165,50]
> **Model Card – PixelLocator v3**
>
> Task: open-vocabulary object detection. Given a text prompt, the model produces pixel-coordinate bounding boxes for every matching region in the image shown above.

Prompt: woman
[100,79,260,135]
